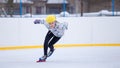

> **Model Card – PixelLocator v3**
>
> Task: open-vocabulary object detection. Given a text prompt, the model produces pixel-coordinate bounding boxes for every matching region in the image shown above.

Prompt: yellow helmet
[46,15,56,24]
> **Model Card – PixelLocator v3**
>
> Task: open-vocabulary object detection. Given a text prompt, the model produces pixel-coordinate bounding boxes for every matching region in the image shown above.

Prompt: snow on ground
[1,10,120,18]
[0,47,120,68]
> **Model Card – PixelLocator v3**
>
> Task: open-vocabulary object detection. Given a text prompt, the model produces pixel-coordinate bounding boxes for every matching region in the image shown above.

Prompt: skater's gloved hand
[34,19,40,24]
[34,19,45,24]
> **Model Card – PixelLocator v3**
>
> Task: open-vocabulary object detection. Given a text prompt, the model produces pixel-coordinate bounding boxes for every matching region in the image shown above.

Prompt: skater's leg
[44,31,54,56]
[37,31,54,62]
[48,36,61,51]
[47,36,61,57]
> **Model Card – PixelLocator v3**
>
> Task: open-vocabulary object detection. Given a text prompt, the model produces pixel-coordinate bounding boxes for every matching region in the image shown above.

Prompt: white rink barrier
[0,17,120,48]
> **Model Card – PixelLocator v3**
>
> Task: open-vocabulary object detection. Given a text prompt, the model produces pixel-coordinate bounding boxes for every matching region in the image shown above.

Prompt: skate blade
[36,60,46,63]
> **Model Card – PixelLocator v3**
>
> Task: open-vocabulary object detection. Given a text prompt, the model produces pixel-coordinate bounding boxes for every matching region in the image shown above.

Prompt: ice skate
[36,55,47,62]
[47,49,55,57]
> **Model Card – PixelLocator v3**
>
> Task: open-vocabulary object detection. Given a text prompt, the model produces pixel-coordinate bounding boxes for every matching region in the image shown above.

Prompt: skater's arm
[63,22,68,30]
[34,19,50,28]
[59,22,68,30]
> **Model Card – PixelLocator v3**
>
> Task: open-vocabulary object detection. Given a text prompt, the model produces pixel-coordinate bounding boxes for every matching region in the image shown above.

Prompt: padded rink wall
[0,17,120,50]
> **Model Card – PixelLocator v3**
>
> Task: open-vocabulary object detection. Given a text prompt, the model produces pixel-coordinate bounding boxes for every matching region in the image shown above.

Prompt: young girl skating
[34,15,68,62]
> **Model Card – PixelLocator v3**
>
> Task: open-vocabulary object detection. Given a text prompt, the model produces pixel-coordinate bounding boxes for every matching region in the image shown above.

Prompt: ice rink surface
[0,47,120,68]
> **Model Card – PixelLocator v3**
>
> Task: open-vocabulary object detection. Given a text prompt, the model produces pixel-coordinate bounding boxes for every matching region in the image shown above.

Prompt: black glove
[34,19,40,24]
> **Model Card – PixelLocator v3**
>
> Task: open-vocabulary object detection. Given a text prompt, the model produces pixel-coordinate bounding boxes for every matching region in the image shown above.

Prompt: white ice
[0,47,120,68]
